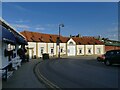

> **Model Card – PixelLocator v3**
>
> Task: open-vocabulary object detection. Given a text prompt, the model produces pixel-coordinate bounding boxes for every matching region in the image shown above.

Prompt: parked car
[101,50,120,66]
[97,54,105,62]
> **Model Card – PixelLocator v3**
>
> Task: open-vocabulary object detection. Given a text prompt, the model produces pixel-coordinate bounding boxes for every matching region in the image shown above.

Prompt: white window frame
[88,48,91,54]
[69,41,74,45]
[51,48,54,54]
[97,48,101,54]
[79,48,82,54]
[40,47,44,54]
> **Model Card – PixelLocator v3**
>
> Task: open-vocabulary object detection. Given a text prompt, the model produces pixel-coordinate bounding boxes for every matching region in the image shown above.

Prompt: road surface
[36,57,119,88]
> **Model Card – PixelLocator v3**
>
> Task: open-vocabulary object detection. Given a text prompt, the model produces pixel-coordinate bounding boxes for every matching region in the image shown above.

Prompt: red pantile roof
[72,37,104,45]
[20,31,104,45]
[20,31,69,43]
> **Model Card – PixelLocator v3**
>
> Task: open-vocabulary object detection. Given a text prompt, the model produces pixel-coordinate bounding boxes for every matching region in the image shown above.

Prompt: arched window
[69,41,74,45]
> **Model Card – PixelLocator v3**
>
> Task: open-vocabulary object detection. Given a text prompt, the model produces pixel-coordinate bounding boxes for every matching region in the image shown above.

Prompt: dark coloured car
[104,50,120,66]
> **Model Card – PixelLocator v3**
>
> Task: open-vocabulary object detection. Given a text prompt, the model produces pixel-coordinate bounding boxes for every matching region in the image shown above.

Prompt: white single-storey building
[21,31,105,59]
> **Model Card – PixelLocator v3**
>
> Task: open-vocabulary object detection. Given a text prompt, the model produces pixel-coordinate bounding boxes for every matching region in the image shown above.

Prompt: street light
[58,24,64,58]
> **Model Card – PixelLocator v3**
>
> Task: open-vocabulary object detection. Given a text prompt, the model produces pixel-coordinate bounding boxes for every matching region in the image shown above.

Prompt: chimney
[77,34,81,37]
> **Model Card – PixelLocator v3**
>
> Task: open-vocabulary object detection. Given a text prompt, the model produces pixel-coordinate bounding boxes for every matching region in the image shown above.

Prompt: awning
[1,25,16,44]
[16,35,28,45]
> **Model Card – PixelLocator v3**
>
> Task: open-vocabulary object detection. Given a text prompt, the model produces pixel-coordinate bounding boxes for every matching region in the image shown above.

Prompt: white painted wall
[38,42,47,57]
[53,43,57,55]
[77,45,84,55]
[60,43,66,55]
[95,45,105,55]
[56,43,67,56]
[2,42,9,68]
[27,40,105,57]
[29,49,33,59]
[48,43,54,56]
[48,43,57,56]
[67,38,76,56]
[28,42,36,56]
[67,38,76,45]
[85,45,94,55]
[67,45,76,56]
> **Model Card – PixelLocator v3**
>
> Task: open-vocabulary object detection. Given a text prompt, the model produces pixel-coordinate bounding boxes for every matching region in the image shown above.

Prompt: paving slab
[2,59,46,88]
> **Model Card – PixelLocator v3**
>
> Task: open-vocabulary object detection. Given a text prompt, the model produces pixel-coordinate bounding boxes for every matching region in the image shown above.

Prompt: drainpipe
[84,45,86,56]
[36,42,38,58]
[93,45,95,55]
[46,43,48,53]
[66,43,67,56]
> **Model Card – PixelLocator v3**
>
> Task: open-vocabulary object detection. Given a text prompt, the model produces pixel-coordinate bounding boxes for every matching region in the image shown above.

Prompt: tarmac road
[36,57,119,88]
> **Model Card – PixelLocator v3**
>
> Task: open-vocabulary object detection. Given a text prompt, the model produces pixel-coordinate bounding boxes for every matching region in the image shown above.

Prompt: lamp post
[58,24,64,58]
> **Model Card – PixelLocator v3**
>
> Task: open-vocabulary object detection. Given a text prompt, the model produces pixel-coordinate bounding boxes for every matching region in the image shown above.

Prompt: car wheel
[97,57,100,61]
[104,60,111,66]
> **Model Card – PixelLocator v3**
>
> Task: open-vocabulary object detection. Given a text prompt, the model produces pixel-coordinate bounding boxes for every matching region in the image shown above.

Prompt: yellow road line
[35,62,62,90]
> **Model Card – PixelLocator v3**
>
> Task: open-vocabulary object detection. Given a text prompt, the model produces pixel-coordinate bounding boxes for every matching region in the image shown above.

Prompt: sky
[2,2,118,40]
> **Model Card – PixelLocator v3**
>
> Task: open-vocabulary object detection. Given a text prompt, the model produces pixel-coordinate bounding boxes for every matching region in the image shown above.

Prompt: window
[51,48,54,54]
[69,41,74,45]
[40,47,44,54]
[88,48,91,54]
[68,49,70,53]
[110,51,114,55]
[79,48,82,54]
[61,48,63,53]
[117,51,120,55]
[7,44,15,51]
[97,48,101,54]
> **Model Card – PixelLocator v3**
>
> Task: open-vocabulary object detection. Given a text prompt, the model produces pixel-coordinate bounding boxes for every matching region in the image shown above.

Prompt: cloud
[46,24,56,27]
[11,23,57,33]
[12,24,30,29]
[103,26,118,40]
[35,27,45,31]
[34,24,56,31]
[112,22,118,26]
[14,4,27,11]
[15,19,30,23]
[107,27,118,33]
[36,24,56,27]
[107,34,118,40]
[6,3,27,11]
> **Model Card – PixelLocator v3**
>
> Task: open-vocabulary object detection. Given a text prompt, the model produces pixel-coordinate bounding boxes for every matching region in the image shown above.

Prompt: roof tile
[20,31,104,45]
[20,31,69,43]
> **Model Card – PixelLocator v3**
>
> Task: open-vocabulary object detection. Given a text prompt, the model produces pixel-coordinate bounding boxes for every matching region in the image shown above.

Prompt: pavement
[2,59,46,89]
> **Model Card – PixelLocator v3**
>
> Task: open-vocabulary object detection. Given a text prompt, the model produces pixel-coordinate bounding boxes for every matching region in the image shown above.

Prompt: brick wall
[105,46,120,52]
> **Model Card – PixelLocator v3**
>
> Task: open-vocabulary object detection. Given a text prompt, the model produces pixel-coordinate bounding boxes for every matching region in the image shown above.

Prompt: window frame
[97,48,101,54]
